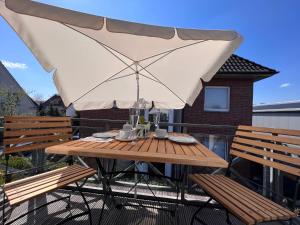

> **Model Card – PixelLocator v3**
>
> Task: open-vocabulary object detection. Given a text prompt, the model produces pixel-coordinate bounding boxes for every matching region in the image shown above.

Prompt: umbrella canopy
[0,0,243,110]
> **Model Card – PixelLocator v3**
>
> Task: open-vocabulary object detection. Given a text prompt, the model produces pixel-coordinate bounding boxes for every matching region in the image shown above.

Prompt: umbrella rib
[139,71,186,104]
[106,72,136,82]
[62,23,136,72]
[137,40,208,76]
[138,40,208,64]
[72,66,136,104]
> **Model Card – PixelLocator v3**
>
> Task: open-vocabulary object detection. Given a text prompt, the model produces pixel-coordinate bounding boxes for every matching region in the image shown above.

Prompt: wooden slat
[180,144,195,156]
[231,150,300,177]
[233,137,300,156]
[173,142,184,155]
[129,139,146,152]
[165,140,175,154]
[215,175,295,217]
[238,125,300,137]
[231,143,300,166]
[6,168,95,201]
[5,140,70,154]
[7,168,95,206]
[206,175,274,221]
[5,166,88,194]
[189,174,296,224]
[4,116,70,122]
[46,142,228,168]
[148,138,158,153]
[207,175,289,220]
[4,128,72,137]
[4,134,71,145]
[139,138,153,152]
[5,122,71,129]
[4,165,77,189]
[236,131,300,145]
[189,174,256,225]
[157,139,166,154]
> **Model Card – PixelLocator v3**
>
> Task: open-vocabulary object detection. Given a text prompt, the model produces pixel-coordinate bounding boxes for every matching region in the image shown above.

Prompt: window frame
[204,86,230,112]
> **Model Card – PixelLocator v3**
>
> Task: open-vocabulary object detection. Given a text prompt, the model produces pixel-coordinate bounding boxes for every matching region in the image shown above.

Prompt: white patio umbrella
[0,0,243,110]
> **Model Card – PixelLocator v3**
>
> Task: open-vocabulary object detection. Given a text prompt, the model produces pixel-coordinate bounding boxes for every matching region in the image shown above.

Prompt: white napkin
[80,136,114,143]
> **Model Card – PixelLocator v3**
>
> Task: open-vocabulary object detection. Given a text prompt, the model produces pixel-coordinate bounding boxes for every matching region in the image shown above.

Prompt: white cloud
[1,60,28,70]
[280,83,291,88]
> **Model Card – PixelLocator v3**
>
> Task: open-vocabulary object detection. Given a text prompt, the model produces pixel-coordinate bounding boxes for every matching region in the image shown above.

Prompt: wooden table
[46,133,228,168]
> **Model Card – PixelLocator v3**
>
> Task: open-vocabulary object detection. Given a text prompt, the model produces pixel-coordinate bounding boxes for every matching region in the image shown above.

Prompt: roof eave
[216,70,279,81]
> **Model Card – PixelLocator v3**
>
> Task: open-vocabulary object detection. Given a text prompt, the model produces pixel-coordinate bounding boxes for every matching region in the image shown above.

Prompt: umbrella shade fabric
[0,0,243,110]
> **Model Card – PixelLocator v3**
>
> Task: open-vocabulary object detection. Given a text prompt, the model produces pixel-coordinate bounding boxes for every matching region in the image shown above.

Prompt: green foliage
[47,104,61,116]
[0,88,25,116]
[0,157,33,185]
[0,156,32,170]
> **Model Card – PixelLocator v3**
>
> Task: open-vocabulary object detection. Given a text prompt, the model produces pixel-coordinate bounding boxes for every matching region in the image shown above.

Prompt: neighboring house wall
[253,112,300,130]
[0,62,37,115]
[39,94,66,116]
[183,78,253,135]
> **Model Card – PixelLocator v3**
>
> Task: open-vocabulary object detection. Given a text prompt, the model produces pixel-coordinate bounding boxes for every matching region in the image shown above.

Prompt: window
[204,86,230,112]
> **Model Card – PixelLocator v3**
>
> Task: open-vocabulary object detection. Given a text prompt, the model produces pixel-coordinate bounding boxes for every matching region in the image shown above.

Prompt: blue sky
[0,0,299,104]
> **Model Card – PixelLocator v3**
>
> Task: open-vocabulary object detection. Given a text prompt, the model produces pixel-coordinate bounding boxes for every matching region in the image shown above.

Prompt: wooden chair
[189,125,300,225]
[1,116,96,225]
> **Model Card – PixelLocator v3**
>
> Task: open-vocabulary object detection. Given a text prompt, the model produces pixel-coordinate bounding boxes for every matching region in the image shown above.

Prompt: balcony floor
[1,190,285,225]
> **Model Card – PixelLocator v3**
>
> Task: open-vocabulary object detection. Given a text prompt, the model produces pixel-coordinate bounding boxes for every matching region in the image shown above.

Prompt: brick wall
[79,108,129,137]
[183,78,253,135]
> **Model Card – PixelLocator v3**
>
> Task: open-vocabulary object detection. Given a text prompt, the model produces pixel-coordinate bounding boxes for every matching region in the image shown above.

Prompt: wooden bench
[189,125,300,225]
[2,116,96,225]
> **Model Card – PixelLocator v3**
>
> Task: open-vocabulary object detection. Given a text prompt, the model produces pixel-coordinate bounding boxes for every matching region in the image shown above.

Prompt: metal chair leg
[226,210,232,225]
[2,195,6,225]
[75,183,92,225]
[190,198,212,225]
[98,192,109,225]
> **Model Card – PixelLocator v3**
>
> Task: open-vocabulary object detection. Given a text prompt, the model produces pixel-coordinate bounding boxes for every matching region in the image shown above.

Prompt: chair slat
[231,150,300,177]
[4,116,72,154]
[238,125,300,137]
[233,137,300,155]
[4,128,72,138]
[231,143,300,166]
[5,122,71,129]
[3,165,96,206]
[231,126,300,177]
[4,116,70,122]
[236,131,300,146]
[4,134,72,145]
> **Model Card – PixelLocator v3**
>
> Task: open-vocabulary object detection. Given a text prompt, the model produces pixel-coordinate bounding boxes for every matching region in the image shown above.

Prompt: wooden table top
[46,133,228,168]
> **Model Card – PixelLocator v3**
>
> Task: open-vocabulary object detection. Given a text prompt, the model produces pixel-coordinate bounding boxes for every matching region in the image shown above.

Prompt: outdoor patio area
[0,190,284,225]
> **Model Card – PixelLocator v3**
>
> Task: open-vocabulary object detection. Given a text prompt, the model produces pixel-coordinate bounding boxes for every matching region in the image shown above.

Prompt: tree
[0,88,24,116]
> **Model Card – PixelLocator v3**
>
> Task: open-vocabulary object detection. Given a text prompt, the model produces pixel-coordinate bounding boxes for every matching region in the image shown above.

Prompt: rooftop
[253,100,300,112]
[217,54,278,81]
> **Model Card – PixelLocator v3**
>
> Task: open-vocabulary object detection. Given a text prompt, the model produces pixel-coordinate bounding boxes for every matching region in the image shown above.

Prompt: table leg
[181,165,188,203]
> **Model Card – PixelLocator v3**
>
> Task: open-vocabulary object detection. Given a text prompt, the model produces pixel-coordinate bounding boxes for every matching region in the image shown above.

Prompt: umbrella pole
[135,70,140,127]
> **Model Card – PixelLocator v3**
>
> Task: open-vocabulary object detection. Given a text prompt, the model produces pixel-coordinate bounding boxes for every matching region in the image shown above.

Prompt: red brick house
[78,54,277,173]
[79,54,277,137]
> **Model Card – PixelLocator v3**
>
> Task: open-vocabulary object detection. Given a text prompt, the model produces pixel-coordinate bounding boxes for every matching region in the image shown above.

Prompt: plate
[115,135,138,142]
[153,134,169,139]
[92,132,117,138]
[168,136,196,144]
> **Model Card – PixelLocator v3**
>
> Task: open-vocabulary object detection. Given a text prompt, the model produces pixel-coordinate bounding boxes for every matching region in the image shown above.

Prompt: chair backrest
[231,125,300,177]
[3,116,72,155]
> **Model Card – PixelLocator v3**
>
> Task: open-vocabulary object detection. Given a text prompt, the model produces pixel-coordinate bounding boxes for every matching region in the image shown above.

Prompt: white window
[204,86,230,112]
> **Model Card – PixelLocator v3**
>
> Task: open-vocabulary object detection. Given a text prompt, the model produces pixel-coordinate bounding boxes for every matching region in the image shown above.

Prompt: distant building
[0,61,37,115]
[253,101,300,130]
[39,94,66,116]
